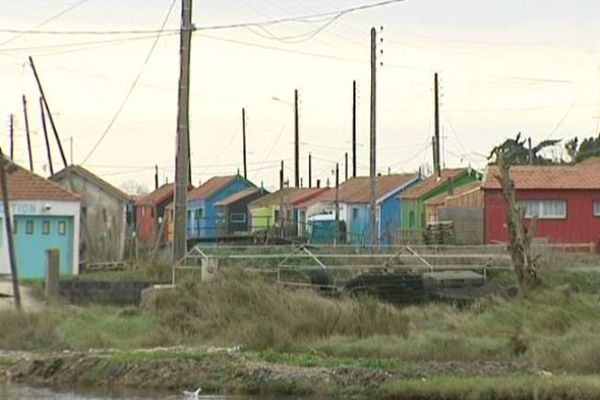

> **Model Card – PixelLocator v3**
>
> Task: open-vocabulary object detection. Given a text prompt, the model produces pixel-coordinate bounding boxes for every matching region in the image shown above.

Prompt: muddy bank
[0,348,537,398]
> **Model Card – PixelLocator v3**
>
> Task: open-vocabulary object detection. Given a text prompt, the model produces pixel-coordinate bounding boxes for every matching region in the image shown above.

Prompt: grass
[380,375,600,400]
[3,267,600,376]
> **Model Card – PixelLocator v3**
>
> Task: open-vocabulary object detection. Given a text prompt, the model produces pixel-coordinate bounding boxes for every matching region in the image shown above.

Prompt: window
[274,210,280,224]
[231,213,246,223]
[195,208,203,219]
[42,221,50,235]
[352,207,359,220]
[594,201,600,217]
[409,211,415,228]
[519,200,566,219]
[58,221,66,235]
[26,220,34,235]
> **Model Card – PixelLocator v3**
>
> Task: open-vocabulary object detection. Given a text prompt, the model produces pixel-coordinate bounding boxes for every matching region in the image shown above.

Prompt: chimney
[316,179,321,188]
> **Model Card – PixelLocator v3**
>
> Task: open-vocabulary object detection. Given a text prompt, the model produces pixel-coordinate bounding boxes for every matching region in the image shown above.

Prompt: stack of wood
[423,221,455,245]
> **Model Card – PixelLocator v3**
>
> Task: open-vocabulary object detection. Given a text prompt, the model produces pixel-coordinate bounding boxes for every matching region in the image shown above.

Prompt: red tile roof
[51,165,129,202]
[248,188,328,208]
[402,168,467,200]
[297,174,418,207]
[188,176,239,201]
[424,181,482,206]
[482,164,600,190]
[136,183,175,206]
[3,162,78,202]
[214,188,263,207]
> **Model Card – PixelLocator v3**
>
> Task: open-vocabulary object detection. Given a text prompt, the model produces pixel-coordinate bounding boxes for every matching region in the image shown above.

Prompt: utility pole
[434,72,441,178]
[40,97,53,176]
[279,160,284,190]
[352,80,357,178]
[294,89,300,188]
[29,56,67,168]
[9,115,14,160]
[527,136,533,165]
[242,107,247,179]
[154,165,159,190]
[308,152,312,188]
[345,152,349,181]
[335,162,340,245]
[0,150,21,310]
[172,0,193,263]
[22,96,33,172]
[369,27,378,246]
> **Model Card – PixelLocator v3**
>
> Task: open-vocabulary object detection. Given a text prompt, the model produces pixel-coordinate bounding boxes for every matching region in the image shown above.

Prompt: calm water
[0,385,247,400]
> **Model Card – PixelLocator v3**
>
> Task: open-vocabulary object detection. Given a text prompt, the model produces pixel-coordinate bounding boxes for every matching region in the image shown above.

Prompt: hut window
[409,211,415,228]
[42,221,50,235]
[594,201,600,217]
[26,220,34,235]
[352,207,359,220]
[58,221,66,235]
[520,200,566,219]
[231,213,246,223]
[195,208,203,219]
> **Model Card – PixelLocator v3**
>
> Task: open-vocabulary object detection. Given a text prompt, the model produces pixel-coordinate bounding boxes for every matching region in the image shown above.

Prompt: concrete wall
[58,280,157,306]
[53,174,126,262]
[437,207,484,245]
[0,200,80,276]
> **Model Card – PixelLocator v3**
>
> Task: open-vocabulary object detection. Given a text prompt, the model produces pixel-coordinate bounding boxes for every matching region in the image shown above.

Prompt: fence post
[45,249,60,306]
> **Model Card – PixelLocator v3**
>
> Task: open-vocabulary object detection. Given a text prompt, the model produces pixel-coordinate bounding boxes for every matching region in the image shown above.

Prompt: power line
[0,0,91,48]
[81,0,177,165]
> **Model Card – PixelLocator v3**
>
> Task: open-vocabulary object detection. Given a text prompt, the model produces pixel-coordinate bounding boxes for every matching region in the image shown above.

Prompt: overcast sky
[1,0,599,192]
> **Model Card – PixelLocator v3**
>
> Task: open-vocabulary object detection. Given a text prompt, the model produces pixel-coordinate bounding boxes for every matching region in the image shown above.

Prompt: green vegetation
[3,267,600,398]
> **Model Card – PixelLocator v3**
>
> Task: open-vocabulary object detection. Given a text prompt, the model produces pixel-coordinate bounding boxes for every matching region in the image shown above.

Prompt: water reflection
[0,384,233,400]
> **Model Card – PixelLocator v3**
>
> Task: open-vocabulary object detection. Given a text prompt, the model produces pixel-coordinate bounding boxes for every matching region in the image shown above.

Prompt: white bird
[182,388,202,398]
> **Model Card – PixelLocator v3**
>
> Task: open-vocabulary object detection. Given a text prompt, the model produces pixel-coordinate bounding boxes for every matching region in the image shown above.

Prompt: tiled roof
[188,176,240,201]
[248,188,328,208]
[402,168,467,200]
[3,161,78,201]
[424,181,482,206]
[297,174,418,207]
[51,165,129,202]
[136,183,176,206]
[482,164,600,190]
[214,188,263,207]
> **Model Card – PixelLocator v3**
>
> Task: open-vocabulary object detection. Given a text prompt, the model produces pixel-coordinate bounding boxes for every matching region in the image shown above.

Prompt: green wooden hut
[400,168,481,232]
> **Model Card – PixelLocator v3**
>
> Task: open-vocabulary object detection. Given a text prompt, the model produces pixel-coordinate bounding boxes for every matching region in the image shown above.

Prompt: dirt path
[0,281,42,311]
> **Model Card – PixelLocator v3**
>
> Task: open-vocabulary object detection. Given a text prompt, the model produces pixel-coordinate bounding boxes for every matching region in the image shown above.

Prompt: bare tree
[494,150,540,291]
[120,180,149,196]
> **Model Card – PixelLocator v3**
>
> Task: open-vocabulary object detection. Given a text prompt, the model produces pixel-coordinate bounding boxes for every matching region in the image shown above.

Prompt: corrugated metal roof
[248,188,328,208]
[298,174,417,207]
[51,165,130,202]
[214,187,263,207]
[483,163,600,190]
[188,176,239,201]
[402,168,467,200]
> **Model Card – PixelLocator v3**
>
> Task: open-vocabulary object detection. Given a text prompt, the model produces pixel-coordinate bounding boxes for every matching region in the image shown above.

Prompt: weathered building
[51,165,129,263]
[214,187,268,236]
[1,161,80,279]
[135,183,176,246]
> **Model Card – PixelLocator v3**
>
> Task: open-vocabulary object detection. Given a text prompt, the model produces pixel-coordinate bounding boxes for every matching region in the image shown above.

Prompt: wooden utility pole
[172,0,193,263]
[369,27,378,246]
[40,97,54,176]
[335,162,340,244]
[279,160,284,190]
[22,96,33,172]
[0,150,21,310]
[9,115,14,160]
[154,165,159,190]
[29,56,68,168]
[242,107,247,179]
[308,152,312,188]
[294,89,300,188]
[434,72,441,178]
[352,80,357,177]
[527,136,533,165]
[344,152,349,181]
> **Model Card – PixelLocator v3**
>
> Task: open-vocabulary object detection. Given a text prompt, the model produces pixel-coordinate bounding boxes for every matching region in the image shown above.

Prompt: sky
[0,0,599,193]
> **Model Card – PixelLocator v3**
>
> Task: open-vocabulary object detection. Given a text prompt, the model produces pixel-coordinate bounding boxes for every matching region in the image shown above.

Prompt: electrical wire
[81,0,177,165]
[0,0,92,48]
